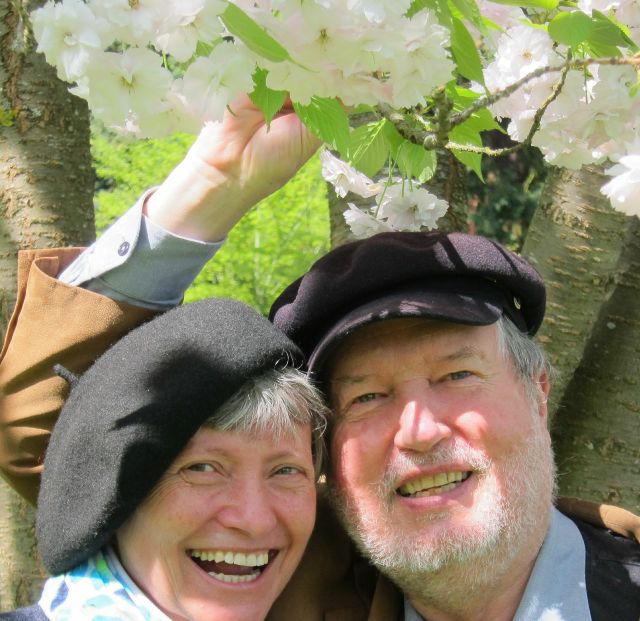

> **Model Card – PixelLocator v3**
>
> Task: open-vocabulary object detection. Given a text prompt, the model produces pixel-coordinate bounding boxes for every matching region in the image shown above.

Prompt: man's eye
[353,392,382,404]
[447,371,472,381]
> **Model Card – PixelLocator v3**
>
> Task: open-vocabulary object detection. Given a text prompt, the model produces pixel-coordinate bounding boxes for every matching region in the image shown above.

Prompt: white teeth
[398,471,469,496]
[208,571,260,584]
[190,550,270,567]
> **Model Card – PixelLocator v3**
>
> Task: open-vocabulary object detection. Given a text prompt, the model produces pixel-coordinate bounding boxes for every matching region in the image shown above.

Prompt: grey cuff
[59,190,223,310]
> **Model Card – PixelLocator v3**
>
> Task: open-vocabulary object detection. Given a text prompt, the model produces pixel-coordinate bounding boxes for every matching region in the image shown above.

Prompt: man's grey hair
[495,315,551,406]
[203,367,328,477]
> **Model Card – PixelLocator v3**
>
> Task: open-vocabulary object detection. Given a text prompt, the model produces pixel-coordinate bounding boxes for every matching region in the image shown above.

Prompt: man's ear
[535,370,550,420]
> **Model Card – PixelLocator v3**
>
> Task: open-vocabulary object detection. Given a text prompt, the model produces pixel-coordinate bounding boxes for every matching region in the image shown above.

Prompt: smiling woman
[0,298,327,621]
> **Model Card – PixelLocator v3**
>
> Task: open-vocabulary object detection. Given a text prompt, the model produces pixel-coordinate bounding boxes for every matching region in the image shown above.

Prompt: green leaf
[221,3,292,63]
[395,141,438,182]
[447,85,478,110]
[451,18,485,84]
[488,0,558,10]
[548,11,593,47]
[448,0,486,34]
[249,68,287,128]
[293,97,351,156]
[407,0,435,18]
[583,40,621,57]
[449,120,483,180]
[589,10,638,52]
[347,120,398,177]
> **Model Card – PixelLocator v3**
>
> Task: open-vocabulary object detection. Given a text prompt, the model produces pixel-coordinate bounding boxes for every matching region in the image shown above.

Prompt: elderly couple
[1,95,639,621]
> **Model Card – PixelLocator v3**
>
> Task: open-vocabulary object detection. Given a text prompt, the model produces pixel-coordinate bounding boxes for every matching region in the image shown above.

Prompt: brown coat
[1,249,639,621]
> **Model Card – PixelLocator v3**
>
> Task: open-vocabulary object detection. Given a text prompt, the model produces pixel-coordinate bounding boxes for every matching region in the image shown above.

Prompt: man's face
[326,318,554,583]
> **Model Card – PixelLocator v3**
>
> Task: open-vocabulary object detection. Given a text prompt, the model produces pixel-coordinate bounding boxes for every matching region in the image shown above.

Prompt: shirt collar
[404,508,590,621]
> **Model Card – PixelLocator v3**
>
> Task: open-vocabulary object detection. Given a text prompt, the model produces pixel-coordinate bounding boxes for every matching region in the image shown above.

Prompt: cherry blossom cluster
[31,0,453,134]
[321,151,448,237]
[30,0,640,235]
[482,2,640,216]
[231,0,454,107]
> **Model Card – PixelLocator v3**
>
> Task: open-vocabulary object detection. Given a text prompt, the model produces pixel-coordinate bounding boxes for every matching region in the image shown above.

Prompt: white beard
[328,415,557,598]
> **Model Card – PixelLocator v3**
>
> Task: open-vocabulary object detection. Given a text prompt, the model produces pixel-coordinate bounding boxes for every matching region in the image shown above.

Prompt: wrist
[144,150,252,243]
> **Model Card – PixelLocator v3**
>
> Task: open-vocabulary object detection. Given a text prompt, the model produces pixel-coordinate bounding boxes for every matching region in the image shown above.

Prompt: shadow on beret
[37,298,302,575]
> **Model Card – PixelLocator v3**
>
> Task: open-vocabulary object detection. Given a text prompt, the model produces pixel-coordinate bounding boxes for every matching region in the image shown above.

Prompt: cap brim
[308,278,516,375]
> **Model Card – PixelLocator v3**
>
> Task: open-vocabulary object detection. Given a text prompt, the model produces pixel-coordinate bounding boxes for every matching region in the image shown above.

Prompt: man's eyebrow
[330,345,487,386]
[435,345,487,363]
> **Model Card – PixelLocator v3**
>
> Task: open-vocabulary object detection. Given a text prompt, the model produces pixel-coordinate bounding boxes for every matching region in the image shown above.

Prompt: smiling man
[266,230,597,620]
[1,97,639,620]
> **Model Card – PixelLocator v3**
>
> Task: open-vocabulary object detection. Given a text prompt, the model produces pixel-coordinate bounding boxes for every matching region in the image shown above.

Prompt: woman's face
[116,424,317,621]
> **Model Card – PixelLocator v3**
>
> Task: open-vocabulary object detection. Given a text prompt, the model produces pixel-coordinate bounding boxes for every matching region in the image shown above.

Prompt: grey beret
[269,231,545,373]
[37,298,303,575]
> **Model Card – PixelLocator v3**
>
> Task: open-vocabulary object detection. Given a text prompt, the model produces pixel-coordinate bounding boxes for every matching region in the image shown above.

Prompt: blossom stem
[449,54,640,129]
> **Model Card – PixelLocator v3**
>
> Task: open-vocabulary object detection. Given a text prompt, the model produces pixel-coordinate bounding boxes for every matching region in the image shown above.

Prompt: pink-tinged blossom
[378,186,448,231]
[602,155,640,216]
[321,151,382,198]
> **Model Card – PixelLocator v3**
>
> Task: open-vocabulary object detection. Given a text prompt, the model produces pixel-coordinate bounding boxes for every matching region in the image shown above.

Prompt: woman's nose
[215,478,279,536]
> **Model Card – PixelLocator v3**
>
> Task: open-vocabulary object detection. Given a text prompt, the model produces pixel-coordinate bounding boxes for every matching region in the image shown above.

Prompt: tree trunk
[522,165,639,511]
[521,165,630,416]
[0,0,93,609]
[551,219,640,512]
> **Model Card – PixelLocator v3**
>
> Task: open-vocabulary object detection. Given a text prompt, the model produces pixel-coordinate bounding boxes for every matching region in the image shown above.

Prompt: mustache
[379,439,493,494]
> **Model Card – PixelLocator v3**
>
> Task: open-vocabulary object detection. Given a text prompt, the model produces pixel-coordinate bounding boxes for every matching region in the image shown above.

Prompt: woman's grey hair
[202,367,328,477]
[495,315,552,406]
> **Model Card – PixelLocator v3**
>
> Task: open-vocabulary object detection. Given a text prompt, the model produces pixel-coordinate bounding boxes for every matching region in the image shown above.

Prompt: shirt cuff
[59,190,223,310]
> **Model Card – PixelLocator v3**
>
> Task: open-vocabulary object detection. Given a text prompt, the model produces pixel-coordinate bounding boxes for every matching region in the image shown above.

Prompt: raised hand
[145,94,321,242]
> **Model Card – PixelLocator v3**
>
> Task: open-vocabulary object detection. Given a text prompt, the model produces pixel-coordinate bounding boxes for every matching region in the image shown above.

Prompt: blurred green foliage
[91,129,329,314]
[465,134,547,251]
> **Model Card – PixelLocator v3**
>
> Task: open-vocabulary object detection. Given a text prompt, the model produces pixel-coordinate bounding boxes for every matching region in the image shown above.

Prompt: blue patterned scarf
[38,546,171,620]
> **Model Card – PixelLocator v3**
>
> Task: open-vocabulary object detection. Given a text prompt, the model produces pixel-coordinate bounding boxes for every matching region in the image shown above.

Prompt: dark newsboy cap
[269,231,545,373]
[37,298,303,576]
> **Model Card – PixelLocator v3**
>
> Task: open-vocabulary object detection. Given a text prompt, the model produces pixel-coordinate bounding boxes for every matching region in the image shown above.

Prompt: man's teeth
[398,471,469,496]
[190,550,270,566]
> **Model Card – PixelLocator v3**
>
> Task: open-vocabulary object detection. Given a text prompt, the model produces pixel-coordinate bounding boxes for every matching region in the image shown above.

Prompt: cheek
[454,401,537,455]
[330,425,381,490]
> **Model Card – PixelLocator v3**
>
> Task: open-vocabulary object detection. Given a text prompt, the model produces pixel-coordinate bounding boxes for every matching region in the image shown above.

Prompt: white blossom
[71,48,172,127]
[178,42,254,123]
[155,0,226,62]
[601,155,640,216]
[31,0,108,81]
[320,151,382,198]
[344,204,393,238]
[377,186,448,231]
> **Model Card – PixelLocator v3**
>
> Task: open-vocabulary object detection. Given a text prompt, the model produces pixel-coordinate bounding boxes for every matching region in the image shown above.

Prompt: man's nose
[216,478,278,536]
[394,385,451,452]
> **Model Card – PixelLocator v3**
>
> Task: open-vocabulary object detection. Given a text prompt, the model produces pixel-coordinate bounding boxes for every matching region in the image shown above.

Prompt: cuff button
[118,241,131,256]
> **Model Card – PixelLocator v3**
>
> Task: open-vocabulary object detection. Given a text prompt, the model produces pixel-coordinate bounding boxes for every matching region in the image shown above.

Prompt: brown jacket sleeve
[0,248,157,504]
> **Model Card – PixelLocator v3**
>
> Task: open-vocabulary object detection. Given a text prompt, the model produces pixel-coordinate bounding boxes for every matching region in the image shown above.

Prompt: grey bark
[522,165,639,511]
[0,0,93,609]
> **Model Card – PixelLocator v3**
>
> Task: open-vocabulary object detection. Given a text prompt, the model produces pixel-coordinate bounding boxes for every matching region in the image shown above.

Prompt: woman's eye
[186,463,215,473]
[275,465,302,476]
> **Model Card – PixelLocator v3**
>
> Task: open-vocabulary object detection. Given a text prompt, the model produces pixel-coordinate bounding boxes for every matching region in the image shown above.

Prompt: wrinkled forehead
[325,317,498,382]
